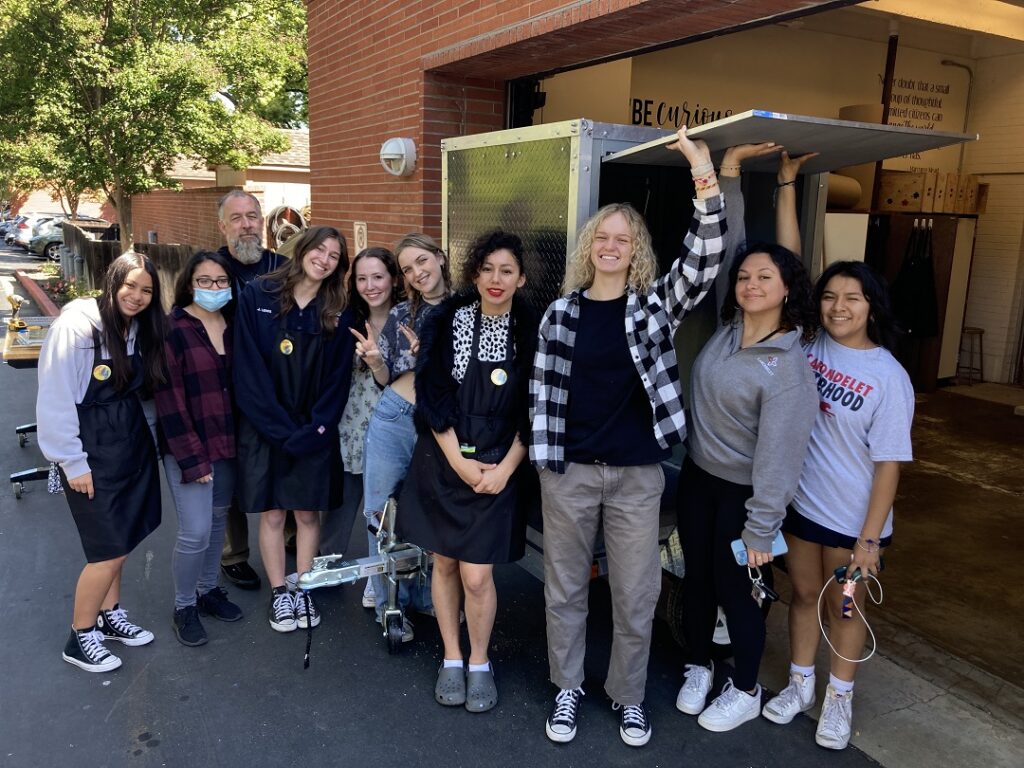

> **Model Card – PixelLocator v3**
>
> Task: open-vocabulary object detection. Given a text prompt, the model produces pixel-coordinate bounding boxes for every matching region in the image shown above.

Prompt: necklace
[755,326,783,344]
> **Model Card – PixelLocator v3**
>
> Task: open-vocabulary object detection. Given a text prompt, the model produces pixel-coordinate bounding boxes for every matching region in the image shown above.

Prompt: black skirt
[397,434,527,564]
[61,428,161,563]
[236,415,342,514]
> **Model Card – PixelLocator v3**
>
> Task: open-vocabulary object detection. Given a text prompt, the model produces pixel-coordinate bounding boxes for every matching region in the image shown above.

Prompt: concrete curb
[13,269,60,317]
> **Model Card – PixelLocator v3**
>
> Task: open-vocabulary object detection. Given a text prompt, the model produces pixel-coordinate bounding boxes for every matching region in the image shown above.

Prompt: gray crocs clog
[465,667,498,713]
[435,665,466,706]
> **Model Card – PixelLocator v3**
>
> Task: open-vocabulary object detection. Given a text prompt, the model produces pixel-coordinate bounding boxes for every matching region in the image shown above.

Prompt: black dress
[60,329,161,563]
[237,310,345,515]
[399,297,537,564]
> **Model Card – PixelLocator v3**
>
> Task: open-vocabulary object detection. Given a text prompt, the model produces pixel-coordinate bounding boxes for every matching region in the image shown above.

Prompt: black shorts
[782,507,892,550]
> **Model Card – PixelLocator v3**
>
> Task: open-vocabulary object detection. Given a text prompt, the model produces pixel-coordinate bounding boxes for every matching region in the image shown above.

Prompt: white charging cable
[816,570,883,663]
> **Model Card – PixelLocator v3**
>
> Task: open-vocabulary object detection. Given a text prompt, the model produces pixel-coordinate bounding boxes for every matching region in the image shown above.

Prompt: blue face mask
[193,287,232,312]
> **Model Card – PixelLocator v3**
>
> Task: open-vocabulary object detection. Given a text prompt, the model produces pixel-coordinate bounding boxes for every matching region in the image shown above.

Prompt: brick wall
[963,52,1024,382]
[131,186,257,250]
[307,0,846,248]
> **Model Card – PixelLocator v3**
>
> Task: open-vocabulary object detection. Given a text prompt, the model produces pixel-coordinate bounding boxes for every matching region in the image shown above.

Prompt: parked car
[28,215,108,260]
[2,215,27,244]
[13,213,62,249]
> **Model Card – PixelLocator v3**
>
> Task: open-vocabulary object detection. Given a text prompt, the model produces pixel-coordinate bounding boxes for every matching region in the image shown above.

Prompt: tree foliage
[0,0,307,249]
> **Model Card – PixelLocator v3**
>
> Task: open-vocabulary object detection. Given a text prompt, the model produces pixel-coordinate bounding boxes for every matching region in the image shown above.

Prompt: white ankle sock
[829,674,854,694]
[443,659,464,669]
[791,663,816,678]
[468,662,490,673]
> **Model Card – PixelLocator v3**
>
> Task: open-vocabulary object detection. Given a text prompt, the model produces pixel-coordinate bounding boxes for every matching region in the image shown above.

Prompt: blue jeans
[362,387,432,616]
[164,457,236,610]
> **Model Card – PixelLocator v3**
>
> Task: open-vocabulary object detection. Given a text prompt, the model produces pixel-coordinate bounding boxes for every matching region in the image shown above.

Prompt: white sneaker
[675,662,714,715]
[815,685,853,749]
[361,579,376,608]
[697,679,762,732]
[762,671,816,724]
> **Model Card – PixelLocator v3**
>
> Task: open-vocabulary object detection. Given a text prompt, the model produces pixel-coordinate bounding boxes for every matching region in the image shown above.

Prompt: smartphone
[731,531,788,566]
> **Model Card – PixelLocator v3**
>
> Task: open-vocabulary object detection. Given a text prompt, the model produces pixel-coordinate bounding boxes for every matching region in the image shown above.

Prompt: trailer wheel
[664,574,772,660]
[385,613,403,655]
[13,482,24,499]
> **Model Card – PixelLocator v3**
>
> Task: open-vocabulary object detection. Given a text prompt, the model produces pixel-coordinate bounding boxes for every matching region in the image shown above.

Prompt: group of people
[35,127,913,753]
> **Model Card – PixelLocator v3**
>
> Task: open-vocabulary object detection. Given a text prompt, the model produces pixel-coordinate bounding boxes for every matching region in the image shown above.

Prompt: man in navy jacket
[216,190,286,590]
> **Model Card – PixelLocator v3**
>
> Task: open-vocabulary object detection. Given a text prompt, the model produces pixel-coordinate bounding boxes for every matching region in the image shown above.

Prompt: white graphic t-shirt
[791,333,915,539]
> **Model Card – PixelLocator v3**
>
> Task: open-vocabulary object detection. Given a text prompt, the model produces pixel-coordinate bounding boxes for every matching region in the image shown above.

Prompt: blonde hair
[563,203,656,293]
[393,233,451,322]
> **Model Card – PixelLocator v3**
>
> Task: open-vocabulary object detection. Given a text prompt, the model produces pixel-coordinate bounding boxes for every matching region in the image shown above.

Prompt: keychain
[747,566,779,608]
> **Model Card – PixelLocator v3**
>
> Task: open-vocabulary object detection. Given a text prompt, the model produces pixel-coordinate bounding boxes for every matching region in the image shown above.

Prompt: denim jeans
[362,386,432,616]
[164,456,236,610]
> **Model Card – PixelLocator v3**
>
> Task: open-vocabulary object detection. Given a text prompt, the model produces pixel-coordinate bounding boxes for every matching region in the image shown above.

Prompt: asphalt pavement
[0,243,882,767]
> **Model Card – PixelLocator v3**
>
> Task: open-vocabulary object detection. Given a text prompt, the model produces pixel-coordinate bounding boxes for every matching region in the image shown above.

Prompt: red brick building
[306,0,851,245]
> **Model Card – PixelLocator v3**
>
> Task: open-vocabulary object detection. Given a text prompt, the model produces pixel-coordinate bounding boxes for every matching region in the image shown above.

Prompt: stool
[957,326,985,385]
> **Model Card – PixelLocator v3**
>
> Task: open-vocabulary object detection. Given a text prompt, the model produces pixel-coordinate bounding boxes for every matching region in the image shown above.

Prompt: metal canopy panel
[602,110,977,173]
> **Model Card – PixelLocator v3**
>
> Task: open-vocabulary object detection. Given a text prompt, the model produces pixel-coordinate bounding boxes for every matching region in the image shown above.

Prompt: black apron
[399,310,526,564]
[60,329,160,563]
[237,322,342,514]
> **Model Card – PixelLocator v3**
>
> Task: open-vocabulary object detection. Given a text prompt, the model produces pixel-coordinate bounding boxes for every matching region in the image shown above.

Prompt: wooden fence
[62,223,199,309]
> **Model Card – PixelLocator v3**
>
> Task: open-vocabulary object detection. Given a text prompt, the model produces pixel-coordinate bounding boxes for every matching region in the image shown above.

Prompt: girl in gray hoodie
[676,239,818,733]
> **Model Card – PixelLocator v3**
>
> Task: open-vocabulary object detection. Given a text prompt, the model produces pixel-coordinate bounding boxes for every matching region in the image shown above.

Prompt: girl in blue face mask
[155,250,243,647]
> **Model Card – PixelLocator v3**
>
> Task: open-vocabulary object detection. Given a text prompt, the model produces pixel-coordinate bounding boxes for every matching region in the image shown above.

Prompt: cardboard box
[933,173,946,211]
[921,171,938,212]
[878,170,924,212]
[943,173,959,213]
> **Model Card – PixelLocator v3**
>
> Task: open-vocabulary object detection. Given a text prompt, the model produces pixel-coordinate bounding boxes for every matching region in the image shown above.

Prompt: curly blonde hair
[563,203,656,294]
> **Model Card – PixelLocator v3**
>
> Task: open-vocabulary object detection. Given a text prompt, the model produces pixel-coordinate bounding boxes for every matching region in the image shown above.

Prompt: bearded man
[216,190,286,590]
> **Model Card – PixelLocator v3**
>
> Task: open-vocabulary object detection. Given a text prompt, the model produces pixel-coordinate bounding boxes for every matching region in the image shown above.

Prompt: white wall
[962,52,1024,383]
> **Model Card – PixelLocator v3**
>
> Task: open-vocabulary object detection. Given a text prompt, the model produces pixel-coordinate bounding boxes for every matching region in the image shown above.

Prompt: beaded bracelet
[720,164,741,173]
[694,178,720,192]
[856,538,880,553]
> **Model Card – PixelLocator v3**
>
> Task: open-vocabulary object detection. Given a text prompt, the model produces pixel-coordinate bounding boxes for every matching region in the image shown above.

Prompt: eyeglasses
[194,276,231,289]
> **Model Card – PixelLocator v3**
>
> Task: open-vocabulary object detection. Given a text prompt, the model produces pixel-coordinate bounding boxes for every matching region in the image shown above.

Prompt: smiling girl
[398,230,537,713]
[233,225,355,633]
[319,247,401,609]
[37,252,168,672]
[762,261,913,750]
[352,233,451,640]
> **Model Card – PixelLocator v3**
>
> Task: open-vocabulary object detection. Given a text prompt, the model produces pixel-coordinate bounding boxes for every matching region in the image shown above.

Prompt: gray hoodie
[35,298,144,480]
[688,322,818,551]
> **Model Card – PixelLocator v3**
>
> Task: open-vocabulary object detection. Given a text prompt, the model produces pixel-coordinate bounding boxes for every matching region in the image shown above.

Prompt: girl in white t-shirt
[762,261,914,750]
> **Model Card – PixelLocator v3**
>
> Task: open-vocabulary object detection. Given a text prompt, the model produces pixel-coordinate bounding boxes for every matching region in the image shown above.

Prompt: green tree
[0,0,306,251]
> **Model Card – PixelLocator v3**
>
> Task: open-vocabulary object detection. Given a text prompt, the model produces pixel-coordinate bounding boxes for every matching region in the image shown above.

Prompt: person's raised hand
[778,150,819,184]
[666,127,712,168]
[350,323,384,371]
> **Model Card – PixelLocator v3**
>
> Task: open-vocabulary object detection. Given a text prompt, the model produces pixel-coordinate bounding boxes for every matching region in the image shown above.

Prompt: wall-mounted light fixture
[380,137,417,177]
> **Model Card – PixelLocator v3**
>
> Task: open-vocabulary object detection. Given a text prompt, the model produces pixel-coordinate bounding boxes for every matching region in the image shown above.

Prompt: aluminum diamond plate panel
[444,136,574,316]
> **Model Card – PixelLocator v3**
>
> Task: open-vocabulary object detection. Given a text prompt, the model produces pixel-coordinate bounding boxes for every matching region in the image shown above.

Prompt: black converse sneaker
[63,627,122,672]
[196,587,243,622]
[269,589,297,632]
[97,605,155,646]
[293,591,321,629]
[614,701,652,746]
[545,687,584,743]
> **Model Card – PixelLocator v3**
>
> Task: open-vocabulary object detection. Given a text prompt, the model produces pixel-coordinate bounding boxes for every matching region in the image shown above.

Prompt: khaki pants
[220,500,249,566]
[540,462,664,705]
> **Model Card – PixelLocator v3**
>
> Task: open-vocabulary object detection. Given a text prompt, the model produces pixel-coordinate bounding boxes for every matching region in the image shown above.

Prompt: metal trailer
[297,112,974,655]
